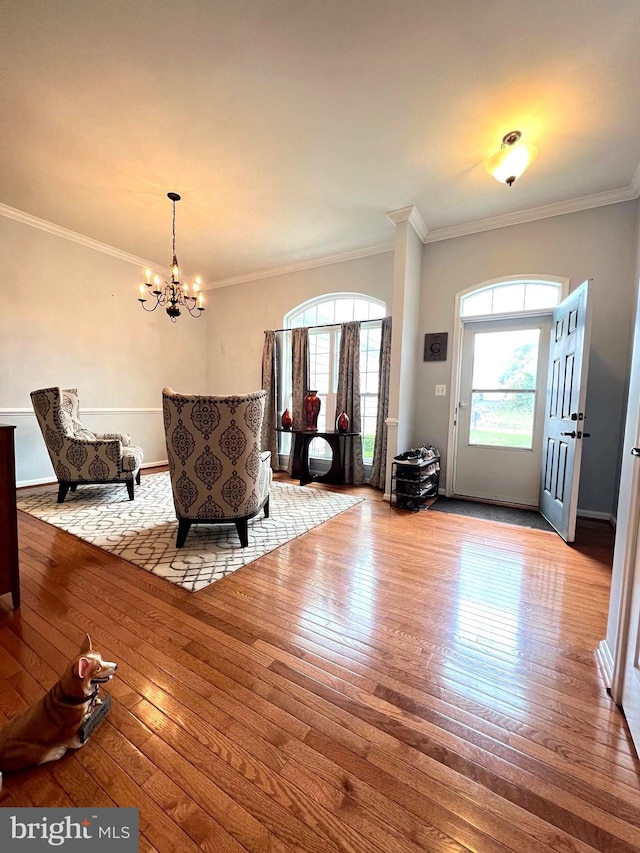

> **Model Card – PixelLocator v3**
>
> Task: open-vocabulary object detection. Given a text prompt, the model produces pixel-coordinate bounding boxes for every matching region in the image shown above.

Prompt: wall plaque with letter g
[424,332,448,362]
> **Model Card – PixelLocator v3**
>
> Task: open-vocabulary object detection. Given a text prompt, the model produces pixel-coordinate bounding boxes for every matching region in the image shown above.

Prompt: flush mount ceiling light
[137,192,204,322]
[486,130,538,187]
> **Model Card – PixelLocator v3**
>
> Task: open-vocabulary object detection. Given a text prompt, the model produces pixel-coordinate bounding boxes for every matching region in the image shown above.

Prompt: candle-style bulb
[145,268,151,284]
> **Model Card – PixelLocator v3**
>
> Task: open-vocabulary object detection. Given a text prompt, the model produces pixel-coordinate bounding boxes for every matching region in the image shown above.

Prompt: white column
[383,205,428,497]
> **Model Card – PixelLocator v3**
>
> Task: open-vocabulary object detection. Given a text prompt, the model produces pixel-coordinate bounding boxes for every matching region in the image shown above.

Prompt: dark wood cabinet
[0,425,20,608]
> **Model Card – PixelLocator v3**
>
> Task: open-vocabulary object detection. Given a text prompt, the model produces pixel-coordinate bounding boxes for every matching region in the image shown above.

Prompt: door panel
[610,278,640,756]
[454,315,551,506]
[539,280,592,541]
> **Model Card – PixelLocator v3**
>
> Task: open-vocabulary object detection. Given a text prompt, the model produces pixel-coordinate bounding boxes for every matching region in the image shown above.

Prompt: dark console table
[0,424,20,608]
[278,428,360,486]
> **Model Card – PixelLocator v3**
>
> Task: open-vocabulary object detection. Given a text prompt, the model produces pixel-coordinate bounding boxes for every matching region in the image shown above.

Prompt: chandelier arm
[185,303,204,318]
[138,297,161,312]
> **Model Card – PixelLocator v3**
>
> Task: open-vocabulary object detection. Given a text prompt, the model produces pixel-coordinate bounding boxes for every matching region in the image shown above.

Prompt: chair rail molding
[0,407,162,417]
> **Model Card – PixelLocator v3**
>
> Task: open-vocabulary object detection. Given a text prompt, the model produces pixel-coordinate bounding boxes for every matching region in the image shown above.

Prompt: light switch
[435,384,446,396]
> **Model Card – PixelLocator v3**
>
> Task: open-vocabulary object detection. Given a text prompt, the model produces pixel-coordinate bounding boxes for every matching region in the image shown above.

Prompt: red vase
[336,411,350,433]
[281,409,293,429]
[303,391,321,430]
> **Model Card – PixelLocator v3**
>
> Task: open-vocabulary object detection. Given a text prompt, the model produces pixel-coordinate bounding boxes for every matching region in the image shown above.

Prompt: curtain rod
[267,317,386,334]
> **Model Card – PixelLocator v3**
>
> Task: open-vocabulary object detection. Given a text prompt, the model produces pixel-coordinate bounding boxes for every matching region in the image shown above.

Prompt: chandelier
[137,192,205,321]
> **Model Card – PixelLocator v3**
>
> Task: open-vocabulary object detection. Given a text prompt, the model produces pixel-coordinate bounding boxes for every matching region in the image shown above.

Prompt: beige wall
[4,200,638,517]
[205,251,394,393]
[415,202,639,517]
[0,216,208,484]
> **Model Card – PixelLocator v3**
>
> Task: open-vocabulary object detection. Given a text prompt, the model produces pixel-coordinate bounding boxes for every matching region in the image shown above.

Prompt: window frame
[445,273,570,496]
[279,293,386,471]
[460,276,564,319]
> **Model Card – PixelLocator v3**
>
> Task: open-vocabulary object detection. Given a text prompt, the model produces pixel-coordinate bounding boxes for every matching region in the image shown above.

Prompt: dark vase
[281,409,293,430]
[336,411,350,433]
[303,390,321,430]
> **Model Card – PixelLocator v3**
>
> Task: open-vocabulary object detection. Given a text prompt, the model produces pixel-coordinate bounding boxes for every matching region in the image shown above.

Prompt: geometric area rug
[17,472,364,593]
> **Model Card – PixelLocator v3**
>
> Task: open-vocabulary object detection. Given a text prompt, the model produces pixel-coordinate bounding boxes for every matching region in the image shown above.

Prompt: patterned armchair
[30,387,144,503]
[162,387,272,548]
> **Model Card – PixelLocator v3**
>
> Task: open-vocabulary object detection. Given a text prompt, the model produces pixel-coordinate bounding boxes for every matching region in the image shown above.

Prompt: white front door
[610,279,640,755]
[453,314,551,506]
[539,281,592,542]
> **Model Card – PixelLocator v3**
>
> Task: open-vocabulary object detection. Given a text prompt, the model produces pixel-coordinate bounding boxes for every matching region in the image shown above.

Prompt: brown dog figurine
[0,635,117,788]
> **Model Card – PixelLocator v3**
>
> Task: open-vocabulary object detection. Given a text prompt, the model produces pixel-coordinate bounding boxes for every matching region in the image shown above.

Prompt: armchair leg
[176,519,192,548]
[264,497,270,519]
[235,518,249,548]
[136,469,141,485]
[126,480,135,500]
[57,482,70,503]
[70,484,78,492]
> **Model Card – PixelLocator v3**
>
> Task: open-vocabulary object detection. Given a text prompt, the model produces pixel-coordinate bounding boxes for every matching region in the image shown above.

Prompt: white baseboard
[17,475,58,488]
[433,492,614,524]
[16,459,167,489]
[577,509,615,525]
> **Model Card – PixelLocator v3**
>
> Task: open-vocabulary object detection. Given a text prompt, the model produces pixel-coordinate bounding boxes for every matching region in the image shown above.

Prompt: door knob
[632,448,640,457]
[561,431,576,438]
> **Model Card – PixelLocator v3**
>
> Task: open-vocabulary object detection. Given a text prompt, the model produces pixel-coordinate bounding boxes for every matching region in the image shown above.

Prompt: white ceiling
[2,0,639,285]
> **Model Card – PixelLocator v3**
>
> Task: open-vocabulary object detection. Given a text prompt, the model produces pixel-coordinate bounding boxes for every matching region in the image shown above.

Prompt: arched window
[281,293,386,466]
[285,293,386,328]
[460,277,563,318]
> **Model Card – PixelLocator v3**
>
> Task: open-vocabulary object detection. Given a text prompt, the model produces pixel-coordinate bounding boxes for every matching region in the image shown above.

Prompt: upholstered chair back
[162,388,272,546]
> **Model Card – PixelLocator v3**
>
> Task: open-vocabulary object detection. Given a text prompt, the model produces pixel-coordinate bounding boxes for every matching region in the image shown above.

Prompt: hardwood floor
[1,472,638,852]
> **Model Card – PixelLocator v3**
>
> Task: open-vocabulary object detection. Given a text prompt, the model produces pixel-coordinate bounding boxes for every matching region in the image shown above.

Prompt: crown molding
[205,242,394,290]
[426,184,640,243]
[385,205,429,243]
[0,202,169,275]
[3,168,638,291]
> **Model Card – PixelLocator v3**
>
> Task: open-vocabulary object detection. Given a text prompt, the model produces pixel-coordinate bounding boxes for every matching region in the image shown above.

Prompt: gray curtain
[335,321,365,484]
[291,327,309,428]
[370,316,392,490]
[261,330,278,465]
[288,327,309,474]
